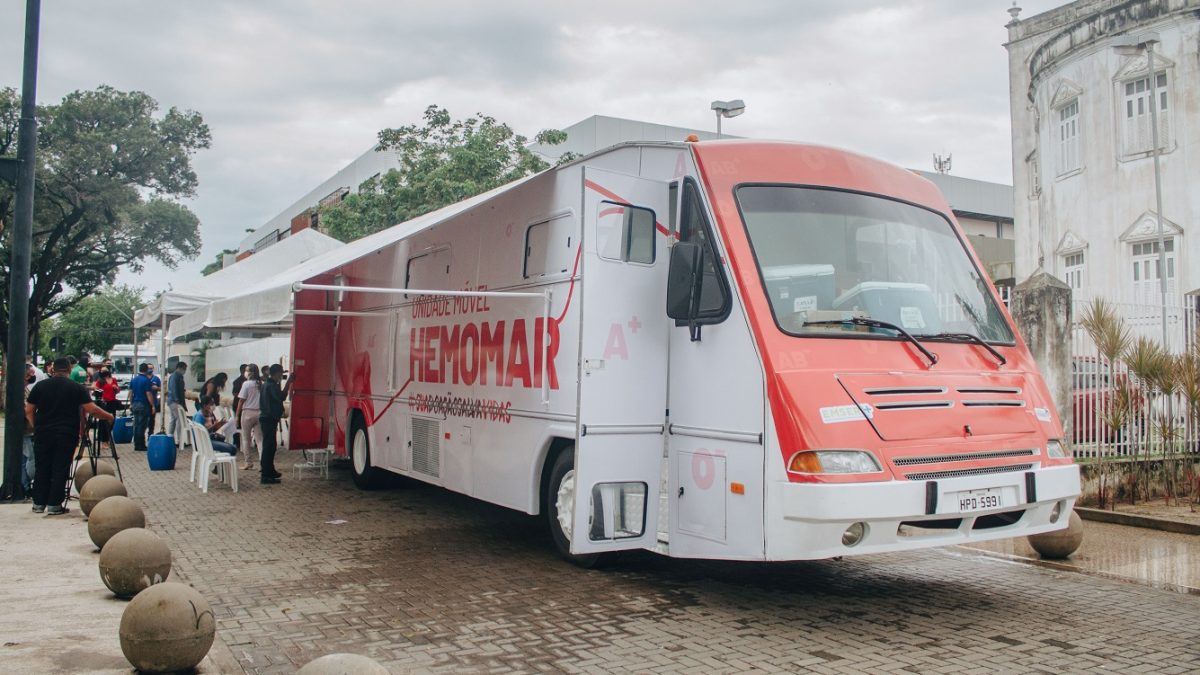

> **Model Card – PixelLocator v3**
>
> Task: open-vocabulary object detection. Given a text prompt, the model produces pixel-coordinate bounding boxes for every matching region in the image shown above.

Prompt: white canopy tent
[166,177,534,339]
[135,228,344,329]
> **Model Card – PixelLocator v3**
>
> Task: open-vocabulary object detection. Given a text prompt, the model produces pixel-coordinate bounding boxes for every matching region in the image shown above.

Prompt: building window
[1131,238,1176,303]
[1063,251,1084,289]
[1122,72,1171,156]
[1057,99,1080,175]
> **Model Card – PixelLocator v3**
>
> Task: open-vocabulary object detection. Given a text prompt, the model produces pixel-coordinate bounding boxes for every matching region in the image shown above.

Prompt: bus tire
[546,447,609,569]
[349,415,385,490]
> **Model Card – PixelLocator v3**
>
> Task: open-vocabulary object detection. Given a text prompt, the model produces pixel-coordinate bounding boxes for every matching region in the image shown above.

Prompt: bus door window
[677,178,731,324]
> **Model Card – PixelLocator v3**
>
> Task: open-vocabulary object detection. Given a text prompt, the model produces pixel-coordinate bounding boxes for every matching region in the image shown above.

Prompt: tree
[201,248,238,276]
[0,85,210,352]
[41,284,144,358]
[318,105,567,242]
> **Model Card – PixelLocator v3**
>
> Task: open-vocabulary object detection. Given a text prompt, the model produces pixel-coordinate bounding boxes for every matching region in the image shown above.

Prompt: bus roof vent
[411,417,441,478]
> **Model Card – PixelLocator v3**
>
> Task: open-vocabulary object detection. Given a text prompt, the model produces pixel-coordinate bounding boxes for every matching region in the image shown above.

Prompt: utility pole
[1,0,42,501]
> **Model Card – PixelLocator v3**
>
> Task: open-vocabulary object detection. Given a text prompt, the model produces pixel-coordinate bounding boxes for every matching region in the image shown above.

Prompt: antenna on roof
[933,153,952,174]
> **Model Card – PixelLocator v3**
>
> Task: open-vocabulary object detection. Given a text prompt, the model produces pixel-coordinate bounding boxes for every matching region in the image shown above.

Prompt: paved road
[120,449,1200,674]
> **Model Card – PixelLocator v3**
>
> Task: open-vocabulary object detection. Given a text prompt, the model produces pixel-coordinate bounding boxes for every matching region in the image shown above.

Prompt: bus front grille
[893,448,1038,466]
[904,463,1035,481]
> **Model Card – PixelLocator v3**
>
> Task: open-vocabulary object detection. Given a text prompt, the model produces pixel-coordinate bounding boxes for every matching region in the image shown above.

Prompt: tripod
[65,415,123,505]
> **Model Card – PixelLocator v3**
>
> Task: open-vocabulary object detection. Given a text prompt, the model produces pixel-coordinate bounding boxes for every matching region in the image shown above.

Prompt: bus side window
[597,203,656,265]
[406,247,452,297]
[524,213,574,279]
[679,178,731,322]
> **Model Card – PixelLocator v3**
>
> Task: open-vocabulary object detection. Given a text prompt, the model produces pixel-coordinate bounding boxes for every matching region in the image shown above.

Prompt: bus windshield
[735,185,1014,344]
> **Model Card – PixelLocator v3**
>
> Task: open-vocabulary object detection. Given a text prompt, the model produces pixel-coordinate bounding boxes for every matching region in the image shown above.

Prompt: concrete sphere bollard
[297,653,391,675]
[79,474,127,517]
[1028,510,1084,559]
[119,582,215,673]
[98,528,172,598]
[73,459,116,493]
[87,496,146,551]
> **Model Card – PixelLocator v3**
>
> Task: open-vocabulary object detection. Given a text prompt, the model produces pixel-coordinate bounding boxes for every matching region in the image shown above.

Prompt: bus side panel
[290,283,337,450]
[666,166,768,561]
[327,167,585,513]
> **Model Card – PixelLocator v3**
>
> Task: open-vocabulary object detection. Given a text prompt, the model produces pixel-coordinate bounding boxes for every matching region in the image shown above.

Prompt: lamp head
[710,99,746,118]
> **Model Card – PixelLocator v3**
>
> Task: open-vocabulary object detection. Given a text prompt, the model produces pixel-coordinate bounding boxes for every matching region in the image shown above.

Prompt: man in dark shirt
[231,364,247,399]
[129,363,155,452]
[26,357,115,514]
[258,364,291,485]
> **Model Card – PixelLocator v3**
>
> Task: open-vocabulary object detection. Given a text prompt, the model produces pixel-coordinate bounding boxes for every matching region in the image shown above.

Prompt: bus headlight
[788,450,881,474]
[1046,439,1069,459]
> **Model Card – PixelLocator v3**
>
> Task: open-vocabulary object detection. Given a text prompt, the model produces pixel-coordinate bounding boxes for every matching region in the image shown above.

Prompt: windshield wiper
[804,316,938,367]
[915,332,1007,366]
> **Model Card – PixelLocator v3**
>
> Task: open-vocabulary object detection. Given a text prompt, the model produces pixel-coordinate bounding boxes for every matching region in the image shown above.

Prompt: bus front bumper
[765,464,1080,561]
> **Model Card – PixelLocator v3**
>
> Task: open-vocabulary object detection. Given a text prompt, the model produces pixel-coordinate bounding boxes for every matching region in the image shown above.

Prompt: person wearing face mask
[129,363,155,452]
[147,363,162,432]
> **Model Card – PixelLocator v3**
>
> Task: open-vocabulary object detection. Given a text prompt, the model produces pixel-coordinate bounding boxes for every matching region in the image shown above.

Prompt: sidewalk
[0,500,240,674]
[960,512,1200,594]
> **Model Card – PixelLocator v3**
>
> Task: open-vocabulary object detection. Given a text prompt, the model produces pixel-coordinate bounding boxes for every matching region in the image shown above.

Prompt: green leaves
[41,284,145,357]
[0,85,209,351]
[320,105,564,243]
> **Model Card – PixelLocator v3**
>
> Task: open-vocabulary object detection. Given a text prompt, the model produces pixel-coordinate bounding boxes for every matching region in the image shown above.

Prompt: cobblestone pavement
[119,447,1200,674]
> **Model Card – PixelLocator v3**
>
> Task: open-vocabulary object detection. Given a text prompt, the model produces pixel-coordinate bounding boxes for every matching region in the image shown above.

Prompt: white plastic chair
[188,420,238,493]
[171,404,191,449]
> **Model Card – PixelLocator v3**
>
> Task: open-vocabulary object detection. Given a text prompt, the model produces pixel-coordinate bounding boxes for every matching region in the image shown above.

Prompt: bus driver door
[572,167,670,554]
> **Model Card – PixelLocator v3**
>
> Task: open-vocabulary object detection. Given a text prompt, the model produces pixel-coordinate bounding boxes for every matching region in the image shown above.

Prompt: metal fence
[1068,295,1200,461]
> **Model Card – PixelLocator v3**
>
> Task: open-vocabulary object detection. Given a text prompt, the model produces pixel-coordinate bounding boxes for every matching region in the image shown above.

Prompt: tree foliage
[201,248,238,276]
[41,284,144,358]
[319,105,567,242]
[0,85,210,352]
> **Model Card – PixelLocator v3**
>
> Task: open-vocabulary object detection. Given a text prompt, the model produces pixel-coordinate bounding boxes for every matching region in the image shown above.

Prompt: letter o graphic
[692,452,715,490]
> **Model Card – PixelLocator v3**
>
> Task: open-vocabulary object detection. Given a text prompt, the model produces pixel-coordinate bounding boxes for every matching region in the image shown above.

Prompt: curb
[1075,506,1200,535]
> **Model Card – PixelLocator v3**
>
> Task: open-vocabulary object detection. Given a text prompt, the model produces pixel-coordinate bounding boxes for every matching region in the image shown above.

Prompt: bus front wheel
[546,448,609,568]
[349,416,385,490]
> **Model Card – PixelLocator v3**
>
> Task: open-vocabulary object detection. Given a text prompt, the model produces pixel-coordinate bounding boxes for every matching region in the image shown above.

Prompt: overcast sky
[1,0,1068,297]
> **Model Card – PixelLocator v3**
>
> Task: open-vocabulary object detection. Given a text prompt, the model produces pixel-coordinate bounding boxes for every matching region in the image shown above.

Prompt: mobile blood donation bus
[282,140,1080,566]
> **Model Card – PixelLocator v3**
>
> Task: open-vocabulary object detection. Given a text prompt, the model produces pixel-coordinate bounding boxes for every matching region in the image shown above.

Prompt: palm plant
[1147,354,1182,504]
[1123,337,1167,503]
[1080,299,1131,507]
[1177,346,1200,505]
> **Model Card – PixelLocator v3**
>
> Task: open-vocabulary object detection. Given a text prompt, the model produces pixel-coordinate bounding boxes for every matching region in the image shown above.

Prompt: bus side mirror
[666,242,702,321]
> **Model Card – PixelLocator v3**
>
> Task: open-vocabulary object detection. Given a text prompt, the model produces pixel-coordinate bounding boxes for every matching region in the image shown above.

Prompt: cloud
[0,0,1071,294]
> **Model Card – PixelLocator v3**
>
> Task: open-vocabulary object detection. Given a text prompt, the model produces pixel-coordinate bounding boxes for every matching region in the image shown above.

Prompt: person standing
[26,357,115,514]
[166,361,188,444]
[258,364,291,485]
[236,365,263,471]
[148,364,162,432]
[68,356,87,384]
[21,362,47,495]
[129,363,155,452]
[93,369,121,452]
[231,364,247,399]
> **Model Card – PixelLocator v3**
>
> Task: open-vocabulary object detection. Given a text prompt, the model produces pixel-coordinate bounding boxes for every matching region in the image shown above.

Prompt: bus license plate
[956,488,1004,512]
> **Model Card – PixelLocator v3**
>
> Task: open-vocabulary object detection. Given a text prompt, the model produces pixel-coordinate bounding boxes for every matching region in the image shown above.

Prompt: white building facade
[1006,0,1200,318]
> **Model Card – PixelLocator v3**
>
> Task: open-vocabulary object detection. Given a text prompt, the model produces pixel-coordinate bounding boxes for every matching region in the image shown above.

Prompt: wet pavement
[4,444,1200,673]
[963,518,1200,594]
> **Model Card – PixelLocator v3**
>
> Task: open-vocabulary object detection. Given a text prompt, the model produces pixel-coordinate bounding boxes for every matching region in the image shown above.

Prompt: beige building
[1006,0,1200,316]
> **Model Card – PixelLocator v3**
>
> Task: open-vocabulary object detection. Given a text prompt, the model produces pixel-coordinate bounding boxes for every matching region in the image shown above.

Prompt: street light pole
[1115,34,1168,349]
[1,0,41,502]
[710,99,746,139]
[1145,43,1169,350]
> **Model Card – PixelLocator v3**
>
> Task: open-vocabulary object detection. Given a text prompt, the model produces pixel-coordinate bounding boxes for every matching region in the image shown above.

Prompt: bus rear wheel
[349,416,385,490]
[546,448,609,568]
